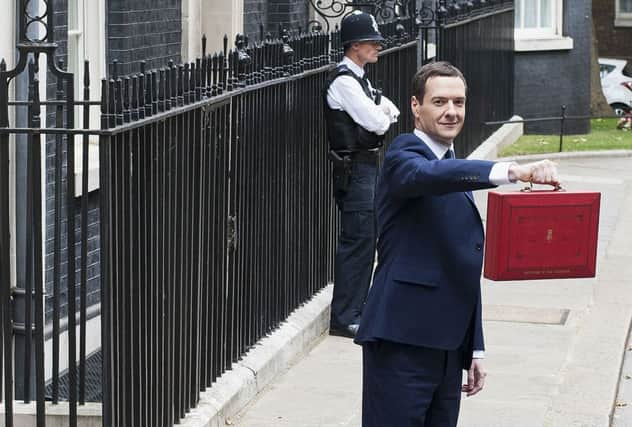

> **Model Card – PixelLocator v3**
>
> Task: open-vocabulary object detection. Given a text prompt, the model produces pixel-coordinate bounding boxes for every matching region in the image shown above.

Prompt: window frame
[599,63,616,79]
[615,0,632,27]
[515,0,559,39]
[67,0,106,196]
[514,0,574,52]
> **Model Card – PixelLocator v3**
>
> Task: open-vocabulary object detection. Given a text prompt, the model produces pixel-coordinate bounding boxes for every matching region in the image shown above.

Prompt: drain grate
[45,350,102,402]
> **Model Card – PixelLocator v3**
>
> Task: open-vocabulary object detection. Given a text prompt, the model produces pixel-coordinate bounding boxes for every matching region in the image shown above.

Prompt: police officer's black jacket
[323,64,384,152]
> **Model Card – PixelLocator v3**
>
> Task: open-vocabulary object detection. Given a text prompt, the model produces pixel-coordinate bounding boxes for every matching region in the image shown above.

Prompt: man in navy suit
[354,61,560,426]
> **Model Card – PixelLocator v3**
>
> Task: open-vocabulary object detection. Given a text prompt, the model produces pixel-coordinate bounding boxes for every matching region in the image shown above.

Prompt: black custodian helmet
[340,11,385,46]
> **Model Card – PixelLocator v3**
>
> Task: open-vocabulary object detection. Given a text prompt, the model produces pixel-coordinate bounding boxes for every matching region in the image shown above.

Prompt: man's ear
[411,95,420,118]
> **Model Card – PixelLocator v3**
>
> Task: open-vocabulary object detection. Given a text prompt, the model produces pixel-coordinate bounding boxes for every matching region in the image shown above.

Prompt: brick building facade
[593,0,632,64]
[244,0,269,39]
[513,0,592,134]
[39,0,315,327]
[244,0,310,43]
[3,0,317,401]
[108,0,183,76]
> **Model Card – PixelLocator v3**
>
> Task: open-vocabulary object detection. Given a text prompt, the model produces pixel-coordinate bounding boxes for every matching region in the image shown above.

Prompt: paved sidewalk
[234,155,632,427]
[612,324,632,427]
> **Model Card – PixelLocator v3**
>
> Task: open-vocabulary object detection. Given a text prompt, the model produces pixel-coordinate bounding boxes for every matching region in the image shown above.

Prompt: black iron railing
[97,26,417,426]
[0,1,516,425]
[1,11,418,427]
[437,0,515,157]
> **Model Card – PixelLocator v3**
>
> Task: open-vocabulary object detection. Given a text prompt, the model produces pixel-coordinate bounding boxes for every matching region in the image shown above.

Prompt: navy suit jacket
[355,132,498,369]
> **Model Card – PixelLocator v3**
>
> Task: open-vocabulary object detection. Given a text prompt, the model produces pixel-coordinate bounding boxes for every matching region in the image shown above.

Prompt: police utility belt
[328,149,379,169]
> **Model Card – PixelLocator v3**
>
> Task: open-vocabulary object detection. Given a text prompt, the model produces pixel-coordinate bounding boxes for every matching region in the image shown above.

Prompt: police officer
[324,10,400,338]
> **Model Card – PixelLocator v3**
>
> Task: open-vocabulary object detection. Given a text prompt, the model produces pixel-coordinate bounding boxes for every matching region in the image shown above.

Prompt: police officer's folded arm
[329,75,392,135]
[378,97,400,123]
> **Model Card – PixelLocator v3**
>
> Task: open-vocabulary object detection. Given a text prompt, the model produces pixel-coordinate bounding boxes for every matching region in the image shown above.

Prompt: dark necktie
[443,149,454,160]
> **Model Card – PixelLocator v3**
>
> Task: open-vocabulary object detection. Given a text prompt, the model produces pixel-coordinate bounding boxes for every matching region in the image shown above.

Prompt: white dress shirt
[413,129,517,359]
[326,56,400,136]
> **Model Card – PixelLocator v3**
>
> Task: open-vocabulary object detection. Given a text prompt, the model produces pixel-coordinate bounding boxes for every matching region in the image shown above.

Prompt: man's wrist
[472,350,485,359]
[489,162,515,185]
[508,162,533,183]
[507,162,521,183]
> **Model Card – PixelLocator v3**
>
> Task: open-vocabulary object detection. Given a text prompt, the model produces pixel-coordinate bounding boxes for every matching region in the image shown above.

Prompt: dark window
[600,63,616,78]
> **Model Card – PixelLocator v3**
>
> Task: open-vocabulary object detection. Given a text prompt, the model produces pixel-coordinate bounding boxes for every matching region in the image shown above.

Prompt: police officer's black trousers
[331,161,378,328]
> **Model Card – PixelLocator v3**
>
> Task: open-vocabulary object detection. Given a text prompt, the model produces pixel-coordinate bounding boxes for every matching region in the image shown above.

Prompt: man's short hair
[412,61,468,103]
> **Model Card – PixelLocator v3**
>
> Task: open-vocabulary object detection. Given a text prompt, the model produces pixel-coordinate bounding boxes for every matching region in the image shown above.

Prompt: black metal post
[30,69,45,427]
[0,57,15,427]
[52,59,64,406]
[22,60,36,404]
[559,104,566,152]
[99,78,113,427]
[79,60,90,406]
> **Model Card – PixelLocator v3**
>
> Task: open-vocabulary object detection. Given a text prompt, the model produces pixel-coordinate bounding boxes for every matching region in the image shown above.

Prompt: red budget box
[483,189,601,281]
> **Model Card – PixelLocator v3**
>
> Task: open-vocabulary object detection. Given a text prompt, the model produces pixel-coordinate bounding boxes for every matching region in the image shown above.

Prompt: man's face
[353,41,382,64]
[411,76,466,146]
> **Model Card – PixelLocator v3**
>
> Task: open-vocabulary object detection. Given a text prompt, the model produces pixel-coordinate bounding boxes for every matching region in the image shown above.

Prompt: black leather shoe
[329,323,359,338]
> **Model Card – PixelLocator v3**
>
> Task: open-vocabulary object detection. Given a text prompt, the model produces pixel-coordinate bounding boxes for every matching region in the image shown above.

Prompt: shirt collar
[341,56,365,79]
[413,129,454,160]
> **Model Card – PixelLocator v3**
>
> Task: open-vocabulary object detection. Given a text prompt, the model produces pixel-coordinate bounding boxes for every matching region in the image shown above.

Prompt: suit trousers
[331,161,377,328]
[362,340,463,427]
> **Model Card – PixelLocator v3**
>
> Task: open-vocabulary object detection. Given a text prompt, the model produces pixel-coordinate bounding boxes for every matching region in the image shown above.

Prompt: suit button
[476,244,482,251]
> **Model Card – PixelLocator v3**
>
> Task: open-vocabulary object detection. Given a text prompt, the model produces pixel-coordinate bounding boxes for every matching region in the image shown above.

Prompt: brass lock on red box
[483,188,601,281]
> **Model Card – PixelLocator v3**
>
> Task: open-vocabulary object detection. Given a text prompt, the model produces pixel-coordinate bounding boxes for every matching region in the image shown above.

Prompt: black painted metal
[0,55,15,427]
[99,78,113,427]
[79,60,90,407]
[434,0,515,157]
[94,24,416,426]
[30,61,45,427]
[0,1,515,425]
[483,108,594,154]
[307,0,418,33]
[407,0,515,157]
[0,0,90,425]
[24,64,35,407]
[52,59,64,406]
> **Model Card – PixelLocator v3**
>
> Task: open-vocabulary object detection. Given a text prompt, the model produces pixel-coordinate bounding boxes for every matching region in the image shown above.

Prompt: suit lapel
[411,133,440,160]
[463,191,477,212]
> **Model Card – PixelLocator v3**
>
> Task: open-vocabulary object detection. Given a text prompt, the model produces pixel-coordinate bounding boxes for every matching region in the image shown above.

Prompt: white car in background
[599,58,632,116]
